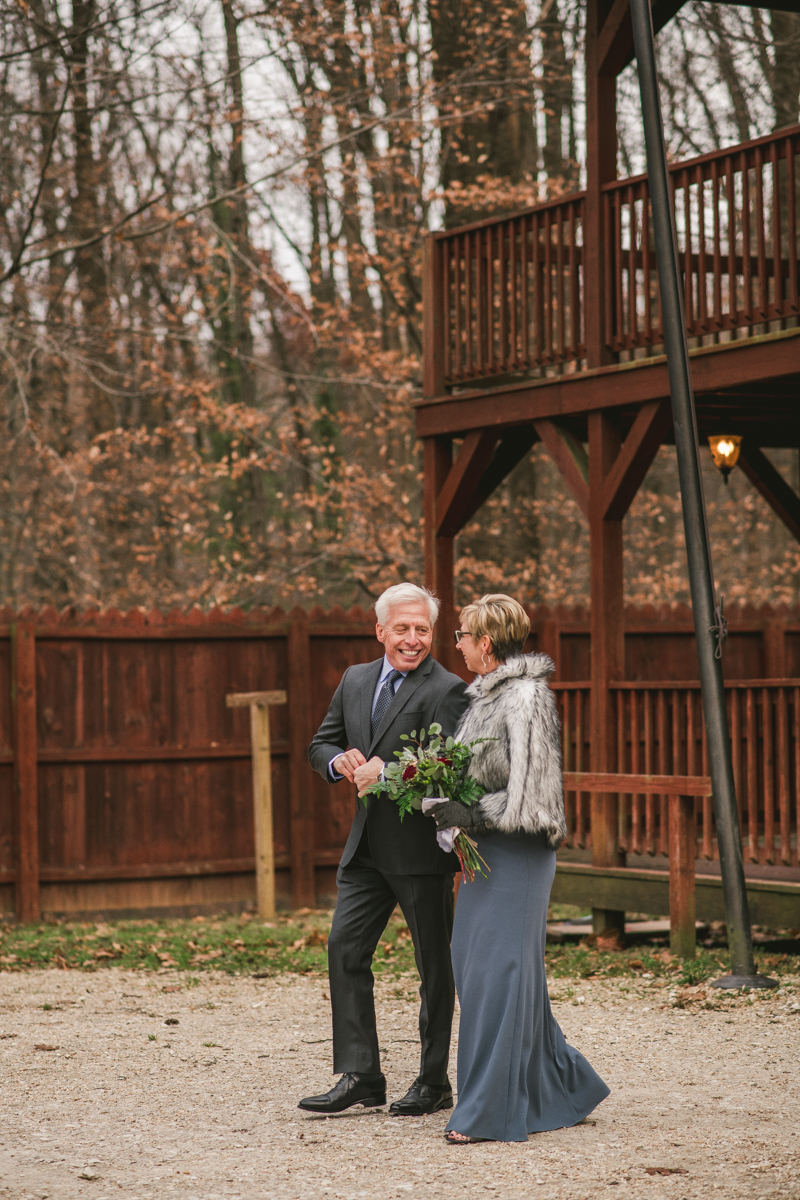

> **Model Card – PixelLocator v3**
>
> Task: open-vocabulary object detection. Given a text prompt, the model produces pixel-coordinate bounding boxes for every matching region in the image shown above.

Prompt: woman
[428,594,609,1144]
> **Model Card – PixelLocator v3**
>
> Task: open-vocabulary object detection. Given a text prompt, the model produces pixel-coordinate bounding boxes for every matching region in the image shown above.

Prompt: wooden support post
[226,690,287,918]
[584,0,618,369]
[588,412,625,934]
[11,622,39,924]
[288,617,316,908]
[424,436,456,673]
[669,793,697,959]
[763,619,786,679]
[422,234,445,400]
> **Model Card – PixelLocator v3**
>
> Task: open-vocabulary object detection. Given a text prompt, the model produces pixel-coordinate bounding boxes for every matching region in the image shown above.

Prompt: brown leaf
[34,1044,59,1051]
[645,1168,688,1176]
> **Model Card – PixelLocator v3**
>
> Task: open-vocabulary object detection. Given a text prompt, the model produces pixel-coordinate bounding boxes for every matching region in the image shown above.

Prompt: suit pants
[328,831,455,1085]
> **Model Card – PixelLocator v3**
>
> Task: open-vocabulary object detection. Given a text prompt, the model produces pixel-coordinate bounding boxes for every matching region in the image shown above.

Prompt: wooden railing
[554,679,800,868]
[605,125,800,355]
[432,193,586,388]
[426,123,800,392]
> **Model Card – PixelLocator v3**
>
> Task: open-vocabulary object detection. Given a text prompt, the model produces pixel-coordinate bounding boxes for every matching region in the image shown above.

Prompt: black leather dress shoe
[298,1072,386,1114]
[388,1078,453,1116]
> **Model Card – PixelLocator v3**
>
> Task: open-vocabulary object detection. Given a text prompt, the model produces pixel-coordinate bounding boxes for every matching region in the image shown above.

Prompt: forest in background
[1,0,799,613]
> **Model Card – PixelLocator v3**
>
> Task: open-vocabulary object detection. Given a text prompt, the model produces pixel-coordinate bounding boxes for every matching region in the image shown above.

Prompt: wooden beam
[534,419,590,517]
[414,326,800,438]
[738,445,800,543]
[226,690,287,707]
[436,430,499,537]
[669,793,697,958]
[11,621,39,923]
[563,771,712,796]
[459,428,538,527]
[597,0,634,77]
[602,399,672,520]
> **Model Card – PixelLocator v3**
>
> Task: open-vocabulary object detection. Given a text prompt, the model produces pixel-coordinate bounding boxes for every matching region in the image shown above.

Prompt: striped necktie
[371,669,403,738]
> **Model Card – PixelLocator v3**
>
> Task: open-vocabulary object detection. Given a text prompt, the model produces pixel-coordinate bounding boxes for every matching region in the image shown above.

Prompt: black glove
[428,800,483,831]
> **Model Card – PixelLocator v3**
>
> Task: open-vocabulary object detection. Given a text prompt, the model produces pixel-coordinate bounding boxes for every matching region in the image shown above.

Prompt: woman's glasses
[454,630,472,645]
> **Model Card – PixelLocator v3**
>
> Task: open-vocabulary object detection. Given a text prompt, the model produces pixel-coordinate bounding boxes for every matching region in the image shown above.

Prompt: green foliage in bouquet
[363,722,492,820]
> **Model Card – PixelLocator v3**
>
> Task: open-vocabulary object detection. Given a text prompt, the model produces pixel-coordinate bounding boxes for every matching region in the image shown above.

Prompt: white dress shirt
[328,655,409,780]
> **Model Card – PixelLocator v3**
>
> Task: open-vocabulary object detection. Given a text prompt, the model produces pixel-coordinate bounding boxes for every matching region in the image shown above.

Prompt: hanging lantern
[708,435,741,485]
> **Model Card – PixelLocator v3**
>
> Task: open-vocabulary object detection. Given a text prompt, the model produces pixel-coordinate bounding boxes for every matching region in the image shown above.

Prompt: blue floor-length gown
[447,831,610,1142]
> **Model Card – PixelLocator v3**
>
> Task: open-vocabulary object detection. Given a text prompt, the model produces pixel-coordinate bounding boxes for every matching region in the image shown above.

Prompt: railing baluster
[511,218,519,370]
[604,190,616,350]
[544,208,553,361]
[712,159,722,329]
[498,220,508,373]
[615,190,625,349]
[727,155,737,324]
[642,185,653,343]
[755,145,768,321]
[682,171,694,333]
[628,183,637,344]
[742,148,752,323]
[746,687,759,861]
[557,206,566,360]
[777,686,790,865]
[570,201,580,356]
[697,164,708,332]
[762,686,774,863]
[463,232,473,378]
[443,239,452,383]
[770,139,781,318]
[475,228,484,376]
[534,212,544,364]
[644,690,655,854]
[787,135,798,311]
[657,689,668,856]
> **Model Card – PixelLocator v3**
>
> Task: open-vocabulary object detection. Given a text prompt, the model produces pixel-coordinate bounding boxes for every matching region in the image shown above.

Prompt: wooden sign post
[225,690,287,918]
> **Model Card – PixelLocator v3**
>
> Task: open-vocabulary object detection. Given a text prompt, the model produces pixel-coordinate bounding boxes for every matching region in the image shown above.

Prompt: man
[300,582,469,1117]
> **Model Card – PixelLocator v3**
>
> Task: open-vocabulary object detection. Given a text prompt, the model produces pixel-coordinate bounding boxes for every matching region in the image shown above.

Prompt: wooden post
[288,616,316,908]
[584,0,618,369]
[669,793,697,958]
[588,412,626,934]
[226,690,287,918]
[422,234,445,400]
[763,619,786,679]
[424,436,456,674]
[11,621,39,923]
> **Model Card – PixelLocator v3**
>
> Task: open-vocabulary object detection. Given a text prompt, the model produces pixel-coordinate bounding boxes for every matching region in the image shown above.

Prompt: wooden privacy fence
[427,123,800,389]
[556,679,800,866]
[3,603,800,921]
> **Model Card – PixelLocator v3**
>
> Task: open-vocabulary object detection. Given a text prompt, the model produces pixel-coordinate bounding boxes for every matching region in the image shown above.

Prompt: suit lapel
[368,655,434,756]
[359,659,384,753]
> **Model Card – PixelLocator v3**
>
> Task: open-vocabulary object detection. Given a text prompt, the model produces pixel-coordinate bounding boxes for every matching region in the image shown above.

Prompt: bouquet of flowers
[363,722,492,882]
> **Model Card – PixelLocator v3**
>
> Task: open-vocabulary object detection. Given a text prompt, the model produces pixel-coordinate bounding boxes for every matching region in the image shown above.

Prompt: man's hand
[354,756,385,797]
[332,749,367,783]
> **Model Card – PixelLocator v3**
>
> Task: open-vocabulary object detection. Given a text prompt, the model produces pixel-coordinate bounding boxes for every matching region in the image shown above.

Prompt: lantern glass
[708,435,741,483]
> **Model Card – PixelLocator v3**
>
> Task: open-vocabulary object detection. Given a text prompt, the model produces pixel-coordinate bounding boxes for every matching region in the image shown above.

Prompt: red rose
[437,756,452,766]
[402,764,417,781]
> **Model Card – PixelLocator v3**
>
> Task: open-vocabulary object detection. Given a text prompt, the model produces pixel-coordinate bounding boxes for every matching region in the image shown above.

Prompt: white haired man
[301,582,469,1117]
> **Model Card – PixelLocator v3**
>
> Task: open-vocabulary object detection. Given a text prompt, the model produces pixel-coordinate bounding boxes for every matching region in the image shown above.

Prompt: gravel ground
[1,967,798,1200]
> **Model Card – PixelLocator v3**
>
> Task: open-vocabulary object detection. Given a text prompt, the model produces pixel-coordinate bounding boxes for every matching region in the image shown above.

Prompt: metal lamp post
[629,0,776,989]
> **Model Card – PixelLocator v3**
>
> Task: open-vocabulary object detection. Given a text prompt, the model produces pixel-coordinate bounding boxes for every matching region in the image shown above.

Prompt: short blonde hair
[460,594,530,663]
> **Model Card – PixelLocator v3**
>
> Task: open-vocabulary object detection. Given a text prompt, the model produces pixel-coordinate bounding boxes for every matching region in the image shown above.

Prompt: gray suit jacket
[308,654,469,874]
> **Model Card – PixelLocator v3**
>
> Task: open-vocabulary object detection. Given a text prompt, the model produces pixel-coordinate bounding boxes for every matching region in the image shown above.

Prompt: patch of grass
[543,941,797,981]
[1,912,796,982]
[0,911,417,978]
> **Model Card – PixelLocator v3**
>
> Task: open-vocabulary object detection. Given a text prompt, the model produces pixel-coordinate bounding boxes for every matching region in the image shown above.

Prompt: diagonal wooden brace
[601,399,672,521]
[738,444,800,544]
[534,419,590,517]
